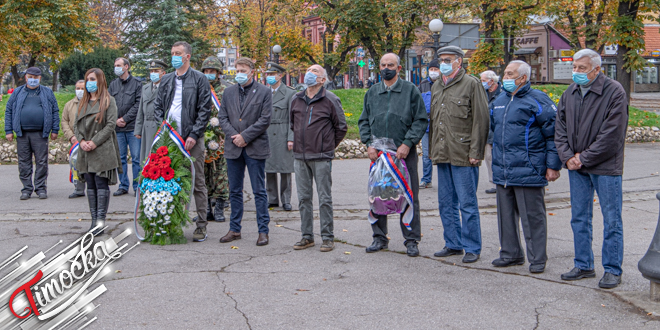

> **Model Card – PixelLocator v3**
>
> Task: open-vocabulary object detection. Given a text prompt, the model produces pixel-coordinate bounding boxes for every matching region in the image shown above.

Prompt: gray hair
[115,57,130,68]
[509,60,531,82]
[380,53,400,66]
[172,41,192,55]
[573,49,602,68]
[480,70,499,83]
[75,80,85,85]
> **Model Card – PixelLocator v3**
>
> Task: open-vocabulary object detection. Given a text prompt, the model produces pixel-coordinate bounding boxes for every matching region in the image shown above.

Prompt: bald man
[358,53,428,257]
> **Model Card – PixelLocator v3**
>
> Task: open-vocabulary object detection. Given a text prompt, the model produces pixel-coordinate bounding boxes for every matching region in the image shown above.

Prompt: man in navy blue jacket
[490,60,561,274]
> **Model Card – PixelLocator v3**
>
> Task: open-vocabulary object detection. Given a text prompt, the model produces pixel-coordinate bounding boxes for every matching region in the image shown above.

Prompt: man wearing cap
[429,46,489,263]
[264,62,297,211]
[109,57,142,197]
[135,60,168,163]
[197,55,230,222]
[62,80,86,198]
[418,59,440,189]
[4,67,60,200]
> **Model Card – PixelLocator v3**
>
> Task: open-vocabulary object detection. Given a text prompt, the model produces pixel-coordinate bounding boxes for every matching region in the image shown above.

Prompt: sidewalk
[1,143,660,328]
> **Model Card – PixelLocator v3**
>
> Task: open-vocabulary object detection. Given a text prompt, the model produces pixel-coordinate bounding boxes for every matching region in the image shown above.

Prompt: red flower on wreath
[142,164,152,178]
[161,167,175,181]
[157,146,169,157]
[147,166,161,180]
[157,156,172,169]
[148,153,159,162]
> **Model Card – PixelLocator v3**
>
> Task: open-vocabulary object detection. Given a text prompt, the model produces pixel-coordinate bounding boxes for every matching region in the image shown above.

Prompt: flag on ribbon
[367,151,415,231]
[69,142,79,184]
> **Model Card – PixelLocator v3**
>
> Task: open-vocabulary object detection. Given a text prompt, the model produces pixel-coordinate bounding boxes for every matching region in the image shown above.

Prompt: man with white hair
[290,64,347,252]
[489,60,561,274]
[555,49,628,288]
[480,70,501,194]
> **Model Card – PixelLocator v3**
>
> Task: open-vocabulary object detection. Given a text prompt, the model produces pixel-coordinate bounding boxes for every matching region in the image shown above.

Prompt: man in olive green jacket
[429,46,489,264]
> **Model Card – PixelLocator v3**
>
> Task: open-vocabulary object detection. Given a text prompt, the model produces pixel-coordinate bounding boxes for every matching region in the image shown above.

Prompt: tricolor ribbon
[69,142,79,184]
[210,85,221,112]
[367,151,414,231]
[133,120,196,241]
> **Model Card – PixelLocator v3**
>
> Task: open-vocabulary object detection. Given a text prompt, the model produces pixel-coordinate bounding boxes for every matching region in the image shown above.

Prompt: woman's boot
[95,189,110,235]
[87,189,98,233]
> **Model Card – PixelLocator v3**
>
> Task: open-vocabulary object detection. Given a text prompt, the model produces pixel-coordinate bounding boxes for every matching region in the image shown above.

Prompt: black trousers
[371,150,421,245]
[496,185,547,265]
[17,131,49,194]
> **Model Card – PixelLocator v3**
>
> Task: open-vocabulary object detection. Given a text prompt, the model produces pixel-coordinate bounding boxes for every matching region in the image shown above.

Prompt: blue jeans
[568,171,623,275]
[421,132,432,184]
[226,149,270,234]
[117,132,141,192]
[436,163,482,254]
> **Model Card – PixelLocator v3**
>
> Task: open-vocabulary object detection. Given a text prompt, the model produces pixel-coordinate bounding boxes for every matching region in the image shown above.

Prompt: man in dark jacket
[217,57,273,246]
[4,67,59,200]
[555,49,628,289]
[418,59,440,189]
[154,41,212,242]
[480,70,502,194]
[290,64,347,252]
[490,61,561,274]
[359,53,428,257]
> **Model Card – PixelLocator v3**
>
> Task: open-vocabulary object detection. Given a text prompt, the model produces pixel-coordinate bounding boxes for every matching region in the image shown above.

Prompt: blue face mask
[304,72,318,86]
[27,78,40,88]
[235,72,249,85]
[205,73,216,81]
[86,81,98,93]
[171,56,183,69]
[482,81,490,90]
[502,79,517,93]
[572,68,596,85]
[150,72,161,82]
[114,67,124,77]
[439,62,454,76]
[266,76,278,85]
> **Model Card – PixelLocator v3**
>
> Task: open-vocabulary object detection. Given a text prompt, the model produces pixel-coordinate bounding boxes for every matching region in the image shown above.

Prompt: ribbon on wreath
[133,120,195,241]
[210,85,221,112]
[367,151,415,231]
[69,142,79,184]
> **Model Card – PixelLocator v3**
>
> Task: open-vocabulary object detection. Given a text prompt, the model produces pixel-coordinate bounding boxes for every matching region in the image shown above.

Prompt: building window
[636,66,658,84]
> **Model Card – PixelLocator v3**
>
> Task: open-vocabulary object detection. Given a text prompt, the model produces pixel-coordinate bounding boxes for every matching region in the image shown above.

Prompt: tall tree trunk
[52,69,59,91]
[616,0,639,102]
[11,65,22,87]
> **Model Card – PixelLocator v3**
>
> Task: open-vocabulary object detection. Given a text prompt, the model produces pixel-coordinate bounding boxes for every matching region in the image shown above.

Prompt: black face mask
[380,68,397,81]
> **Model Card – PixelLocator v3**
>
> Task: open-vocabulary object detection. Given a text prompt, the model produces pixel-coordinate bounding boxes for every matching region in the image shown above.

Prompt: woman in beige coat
[74,68,122,235]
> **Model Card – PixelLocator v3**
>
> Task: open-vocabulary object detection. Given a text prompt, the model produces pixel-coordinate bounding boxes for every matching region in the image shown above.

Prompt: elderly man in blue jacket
[5,67,60,200]
[490,60,561,274]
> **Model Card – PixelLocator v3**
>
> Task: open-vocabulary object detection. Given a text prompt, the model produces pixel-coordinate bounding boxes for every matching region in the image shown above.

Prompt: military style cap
[265,62,285,73]
[437,45,465,57]
[201,56,224,72]
[149,60,168,70]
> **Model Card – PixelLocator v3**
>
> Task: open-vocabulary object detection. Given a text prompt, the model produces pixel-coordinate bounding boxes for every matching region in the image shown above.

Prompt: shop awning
[514,48,539,55]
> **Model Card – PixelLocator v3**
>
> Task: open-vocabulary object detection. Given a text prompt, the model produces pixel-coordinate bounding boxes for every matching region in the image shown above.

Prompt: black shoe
[598,272,621,289]
[283,203,292,211]
[492,257,525,267]
[38,192,47,199]
[530,264,546,274]
[20,192,31,200]
[268,203,279,208]
[206,198,214,221]
[462,253,480,263]
[113,189,128,196]
[433,247,464,257]
[561,267,596,281]
[214,198,226,222]
[406,242,419,257]
[365,240,388,253]
[192,216,198,222]
[69,192,85,198]
[485,188,497,194]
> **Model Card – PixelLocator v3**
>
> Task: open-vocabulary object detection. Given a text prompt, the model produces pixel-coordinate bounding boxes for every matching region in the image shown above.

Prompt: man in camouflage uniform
[197,56,231,222]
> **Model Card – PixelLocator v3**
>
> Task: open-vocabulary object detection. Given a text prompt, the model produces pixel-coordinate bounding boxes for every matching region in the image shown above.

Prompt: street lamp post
[429,19,444,60]
[272,45,282,64]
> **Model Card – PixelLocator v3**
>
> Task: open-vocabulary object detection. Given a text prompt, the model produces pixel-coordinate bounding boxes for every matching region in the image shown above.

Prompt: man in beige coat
[61,80,86,198]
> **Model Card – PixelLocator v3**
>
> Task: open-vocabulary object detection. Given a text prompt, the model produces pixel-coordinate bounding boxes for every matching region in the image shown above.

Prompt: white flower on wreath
[210,117,220,127]
[164,215,170,221]
[167,195,173,203]
[208,141,220,150]
[159,191,166,198]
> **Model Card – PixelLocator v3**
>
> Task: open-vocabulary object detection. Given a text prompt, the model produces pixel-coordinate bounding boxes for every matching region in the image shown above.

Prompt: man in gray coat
[135,60,167,163]
[264,62,297,211]
[217,57,273,246]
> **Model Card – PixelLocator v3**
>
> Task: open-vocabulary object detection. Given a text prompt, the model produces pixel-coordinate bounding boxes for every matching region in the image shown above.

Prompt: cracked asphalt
[2,143,660,329]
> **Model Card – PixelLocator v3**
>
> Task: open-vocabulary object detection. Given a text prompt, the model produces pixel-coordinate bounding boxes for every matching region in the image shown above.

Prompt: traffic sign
[358,60,365,67]
[357,47,365,58]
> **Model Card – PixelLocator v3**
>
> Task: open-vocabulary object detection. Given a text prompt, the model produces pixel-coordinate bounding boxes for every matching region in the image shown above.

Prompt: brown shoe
[293,238,315,250]
[219,231,241,243]
[256,233,269,246]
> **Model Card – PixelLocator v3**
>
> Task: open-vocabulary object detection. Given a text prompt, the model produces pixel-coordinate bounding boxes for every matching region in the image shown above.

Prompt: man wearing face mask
[264,62,297,211]
[480,70,502,194]
[109,57,142,197]
[555,49,628,289]
[429,46,489,264]
[417,59,440,189]
[217,57,273,246]
[359,53,428,257]
[5,67,60,200]
[135,60,168,164]
[154,41,213,242]
[62,80,87,198]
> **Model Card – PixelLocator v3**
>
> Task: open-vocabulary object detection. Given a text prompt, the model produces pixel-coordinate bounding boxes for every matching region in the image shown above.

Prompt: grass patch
[629,108,660,127]
[332,88,367,140]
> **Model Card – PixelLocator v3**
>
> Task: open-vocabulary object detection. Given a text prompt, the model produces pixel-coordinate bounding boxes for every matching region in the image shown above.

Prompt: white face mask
[428,71,440,80]
[75,90,84,99]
